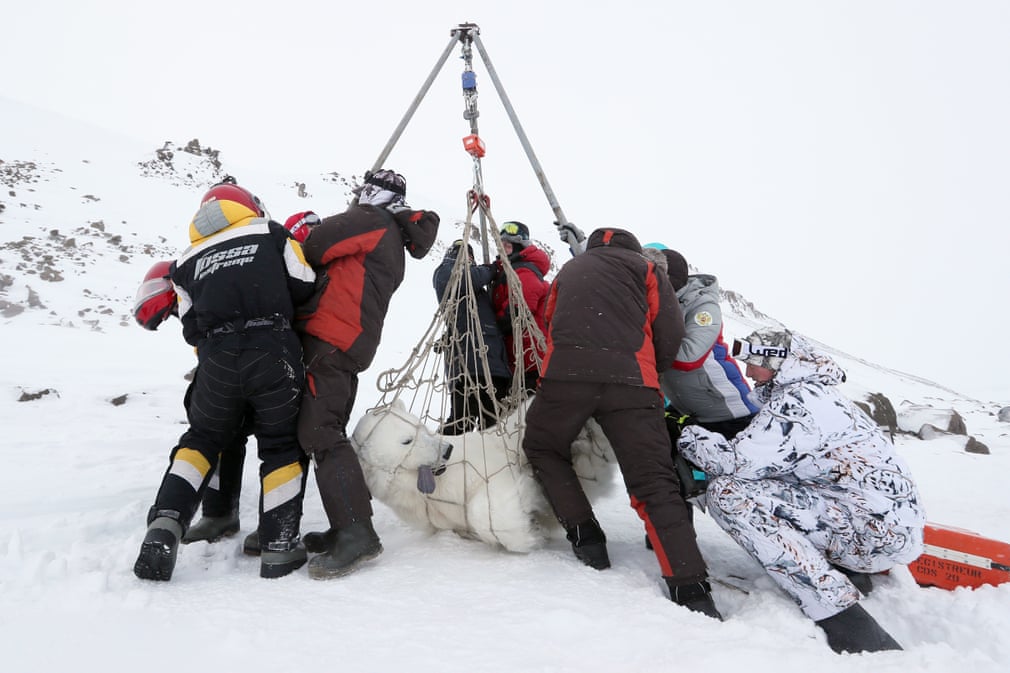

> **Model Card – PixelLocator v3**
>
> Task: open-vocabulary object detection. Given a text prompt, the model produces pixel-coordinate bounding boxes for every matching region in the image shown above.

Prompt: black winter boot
[134,517,183,581]
[815,603,902,653]
[565,517,610,570]
[307,520,383,580]
[832,564,875,595]
[667,579,723,620]
[303,528,339,554]
[182,512,240,544]
[242,530,260,556]
[260,542,308,579]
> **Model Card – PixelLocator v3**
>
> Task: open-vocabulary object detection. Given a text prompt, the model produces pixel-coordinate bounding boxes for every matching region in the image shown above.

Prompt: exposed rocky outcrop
[854,392,898,438]
[137,139,224,187]
[897,403,967,435]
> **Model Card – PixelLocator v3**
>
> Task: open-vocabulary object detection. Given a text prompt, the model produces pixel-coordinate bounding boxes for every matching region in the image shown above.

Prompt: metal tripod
[367,22,571,262]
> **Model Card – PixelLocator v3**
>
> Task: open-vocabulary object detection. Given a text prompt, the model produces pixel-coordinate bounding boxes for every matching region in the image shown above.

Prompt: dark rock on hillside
[855,392,898,438]
[18,388,58,402]
[964,436,990,455]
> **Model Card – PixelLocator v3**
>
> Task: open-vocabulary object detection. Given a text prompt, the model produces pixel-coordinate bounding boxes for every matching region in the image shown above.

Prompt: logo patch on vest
[194,244,260,281]
[693,311,713,327]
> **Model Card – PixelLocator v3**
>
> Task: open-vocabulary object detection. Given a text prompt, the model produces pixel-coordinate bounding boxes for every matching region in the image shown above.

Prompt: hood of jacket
[585,227,643,255]
[677,274,719,307]
[188,198,260,243]
[510,243,551,276]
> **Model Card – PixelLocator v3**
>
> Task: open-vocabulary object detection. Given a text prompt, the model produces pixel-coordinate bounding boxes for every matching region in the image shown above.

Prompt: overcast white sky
[4,1,1008,400]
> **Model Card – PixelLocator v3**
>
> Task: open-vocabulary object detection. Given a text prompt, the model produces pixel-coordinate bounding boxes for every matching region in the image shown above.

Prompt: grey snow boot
[815,603,902,654]
[182,512,240,544]
[134,517,183,582]
[260,542,308,579]
[308,521,383,580]
[565,517,610,570]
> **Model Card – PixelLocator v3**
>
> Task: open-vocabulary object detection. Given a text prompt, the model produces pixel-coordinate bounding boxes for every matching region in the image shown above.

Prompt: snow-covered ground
[2,97,1008,672]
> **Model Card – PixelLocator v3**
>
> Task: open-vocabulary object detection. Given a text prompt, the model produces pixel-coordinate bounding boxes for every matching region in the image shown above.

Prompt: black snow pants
[180,374,251,519]
[523,379,709,584]
[297,335,374,530]
[149,328,307,552]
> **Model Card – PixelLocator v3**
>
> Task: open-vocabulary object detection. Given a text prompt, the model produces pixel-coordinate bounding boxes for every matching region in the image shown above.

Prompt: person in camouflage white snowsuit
[677,328,925,653]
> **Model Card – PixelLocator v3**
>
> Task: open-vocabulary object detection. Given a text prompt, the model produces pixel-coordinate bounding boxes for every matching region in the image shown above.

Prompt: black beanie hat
[662,250,689,291]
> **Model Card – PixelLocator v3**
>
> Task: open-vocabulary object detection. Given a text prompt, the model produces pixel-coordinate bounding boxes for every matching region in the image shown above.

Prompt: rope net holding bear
[365,191,549,548]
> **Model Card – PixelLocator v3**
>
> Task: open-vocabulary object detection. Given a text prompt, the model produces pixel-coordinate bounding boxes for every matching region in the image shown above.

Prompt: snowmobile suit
[132,263,250,541]
[181,371,252,520]
[153,203,316,555]
[677,334,926,620]
[523,228,710,585]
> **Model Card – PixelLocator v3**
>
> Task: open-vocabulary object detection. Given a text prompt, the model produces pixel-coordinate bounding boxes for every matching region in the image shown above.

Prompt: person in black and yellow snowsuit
[133,260,251,548]
[133,178,316,582]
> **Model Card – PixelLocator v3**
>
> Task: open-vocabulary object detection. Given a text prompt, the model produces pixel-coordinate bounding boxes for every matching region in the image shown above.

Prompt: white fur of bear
[351,398,617,552]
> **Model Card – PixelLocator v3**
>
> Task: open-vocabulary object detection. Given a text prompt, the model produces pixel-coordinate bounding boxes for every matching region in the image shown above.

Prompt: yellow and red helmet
[200,182,264,217]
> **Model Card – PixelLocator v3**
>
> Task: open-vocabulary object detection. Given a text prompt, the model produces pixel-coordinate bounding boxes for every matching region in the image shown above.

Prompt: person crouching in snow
[652,248,758,441]
[676,328,925,653]
[647,246,758,505]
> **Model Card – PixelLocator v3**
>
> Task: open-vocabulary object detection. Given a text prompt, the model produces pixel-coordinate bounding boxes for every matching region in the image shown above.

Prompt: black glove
[673,450,707,499]
[664,409,706,499]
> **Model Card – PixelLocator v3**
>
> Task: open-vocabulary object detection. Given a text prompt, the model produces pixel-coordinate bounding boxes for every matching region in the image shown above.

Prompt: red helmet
[134,260,177,331]
[201,182,265,217]
[283,211,321,243]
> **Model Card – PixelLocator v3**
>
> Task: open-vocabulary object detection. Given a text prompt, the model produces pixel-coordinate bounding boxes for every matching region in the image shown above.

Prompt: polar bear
[351,398,617,552]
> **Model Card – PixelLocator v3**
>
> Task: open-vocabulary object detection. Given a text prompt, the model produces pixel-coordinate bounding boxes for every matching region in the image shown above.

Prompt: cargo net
[365,193,549,547]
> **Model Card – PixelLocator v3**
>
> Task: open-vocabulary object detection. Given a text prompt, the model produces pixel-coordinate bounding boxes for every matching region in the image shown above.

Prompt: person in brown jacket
[522,227,721,619]
[295,169,439,580]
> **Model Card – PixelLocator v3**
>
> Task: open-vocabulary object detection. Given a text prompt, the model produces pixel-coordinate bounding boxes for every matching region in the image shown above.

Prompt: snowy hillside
[1,97,1009,673]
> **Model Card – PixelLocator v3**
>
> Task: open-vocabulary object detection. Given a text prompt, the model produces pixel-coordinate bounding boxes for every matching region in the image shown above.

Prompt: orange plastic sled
[907,522,1010,590]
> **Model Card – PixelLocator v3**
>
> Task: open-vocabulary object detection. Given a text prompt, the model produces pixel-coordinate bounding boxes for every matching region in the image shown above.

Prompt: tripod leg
[369,33,460,172]
[471,33,571,228]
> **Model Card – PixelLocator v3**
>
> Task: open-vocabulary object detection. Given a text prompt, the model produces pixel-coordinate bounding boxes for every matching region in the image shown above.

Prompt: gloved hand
[477,262,498,282]
[555,221,587,256]
[554,220,585,245]
[673,451,707,500]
